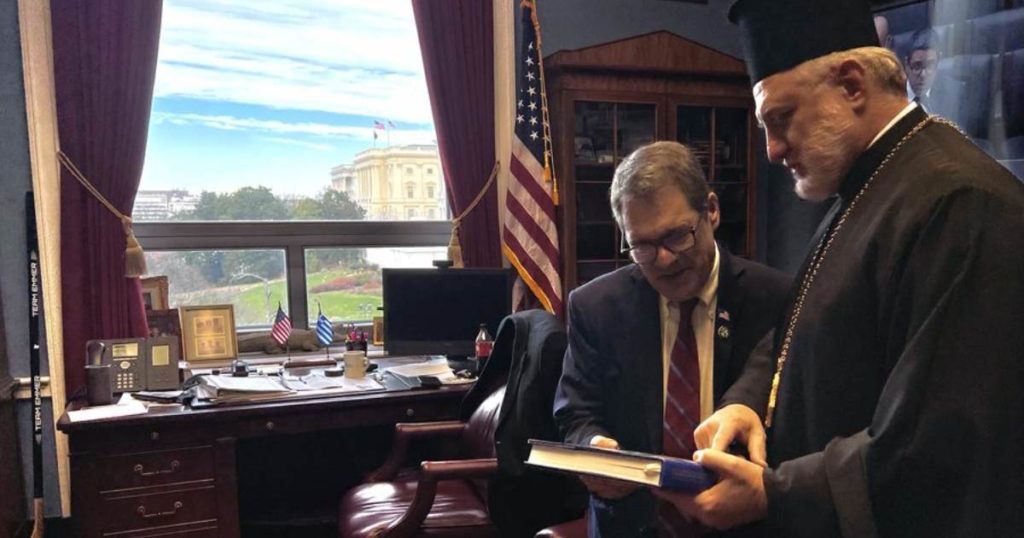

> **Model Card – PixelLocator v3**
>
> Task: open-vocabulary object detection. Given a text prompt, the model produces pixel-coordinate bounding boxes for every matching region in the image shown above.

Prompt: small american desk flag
[501,0,562,316]
[271,303,292,346]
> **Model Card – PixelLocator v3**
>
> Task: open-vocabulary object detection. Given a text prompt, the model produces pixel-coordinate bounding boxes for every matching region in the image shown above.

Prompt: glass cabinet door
[676,104,751,256]
[573,100,656,285]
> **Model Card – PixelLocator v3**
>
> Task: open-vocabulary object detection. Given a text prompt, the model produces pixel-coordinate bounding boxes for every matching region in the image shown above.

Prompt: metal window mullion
[286,244,308,330]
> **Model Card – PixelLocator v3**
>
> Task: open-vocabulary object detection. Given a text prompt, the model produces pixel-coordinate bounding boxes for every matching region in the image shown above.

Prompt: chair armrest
[374,458,499,538]
[365,420,467,482]
[420,458,499,481]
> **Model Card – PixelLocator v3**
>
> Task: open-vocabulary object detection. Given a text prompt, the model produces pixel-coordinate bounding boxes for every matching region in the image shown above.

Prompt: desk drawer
[97,446,214,490]
[98,484,218,536]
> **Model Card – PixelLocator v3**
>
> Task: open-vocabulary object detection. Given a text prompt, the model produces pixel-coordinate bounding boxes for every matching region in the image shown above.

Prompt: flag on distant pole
[316,302,334,359]
[387,120,396,129]
[272,302,293,357]
[501,0,563,316]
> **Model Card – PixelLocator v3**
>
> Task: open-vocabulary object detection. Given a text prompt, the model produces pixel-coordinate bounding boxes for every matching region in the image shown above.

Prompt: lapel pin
[717,325,730,339]
[718,310,730,321]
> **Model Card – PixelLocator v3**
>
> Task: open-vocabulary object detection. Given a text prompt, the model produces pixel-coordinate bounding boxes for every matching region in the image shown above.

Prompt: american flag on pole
[271,303,292,346]
[502,0,562,316]
[374,120,386,130]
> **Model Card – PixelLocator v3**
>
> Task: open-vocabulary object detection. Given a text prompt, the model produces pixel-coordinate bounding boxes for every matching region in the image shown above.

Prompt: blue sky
[140,0,438,197]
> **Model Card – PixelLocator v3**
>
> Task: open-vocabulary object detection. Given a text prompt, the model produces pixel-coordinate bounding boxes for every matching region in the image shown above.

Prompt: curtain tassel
[122,217,147,277]
[447,222,464,268]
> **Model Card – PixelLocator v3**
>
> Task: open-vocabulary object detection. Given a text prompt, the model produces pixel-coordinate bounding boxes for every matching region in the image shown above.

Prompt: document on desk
[67,393,148,422]
[196,375,293,404]
[384,359,475,386]
[280,372,384,392]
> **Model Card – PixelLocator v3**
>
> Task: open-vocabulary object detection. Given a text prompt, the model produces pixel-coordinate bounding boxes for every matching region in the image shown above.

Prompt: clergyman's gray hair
[609,141,709,226]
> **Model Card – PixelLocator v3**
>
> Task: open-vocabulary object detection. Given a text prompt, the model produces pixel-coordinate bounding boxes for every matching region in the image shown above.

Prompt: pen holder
[85,364,113,406]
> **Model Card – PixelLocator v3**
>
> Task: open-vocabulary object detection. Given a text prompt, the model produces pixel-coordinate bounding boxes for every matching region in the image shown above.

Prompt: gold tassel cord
[449,161,501,268]
[57,151,147,277]
[530,0,558,207]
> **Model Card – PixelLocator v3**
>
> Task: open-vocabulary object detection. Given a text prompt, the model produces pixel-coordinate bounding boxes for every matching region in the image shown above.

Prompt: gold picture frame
[372,316,385,346]
[140,276,169,310]
[179,304,237,362]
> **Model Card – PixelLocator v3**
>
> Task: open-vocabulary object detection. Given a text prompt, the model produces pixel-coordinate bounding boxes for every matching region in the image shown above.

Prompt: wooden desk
[57,374,471,537]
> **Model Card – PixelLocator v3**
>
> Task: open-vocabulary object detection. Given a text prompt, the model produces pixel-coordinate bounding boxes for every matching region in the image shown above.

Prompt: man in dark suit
[553,141,790,537]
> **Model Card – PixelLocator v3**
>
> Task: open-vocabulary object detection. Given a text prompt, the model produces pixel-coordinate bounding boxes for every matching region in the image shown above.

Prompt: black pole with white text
[26,192,45,537]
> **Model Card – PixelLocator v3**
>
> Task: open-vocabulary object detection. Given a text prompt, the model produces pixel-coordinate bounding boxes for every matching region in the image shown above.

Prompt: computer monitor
[382,268,514,358]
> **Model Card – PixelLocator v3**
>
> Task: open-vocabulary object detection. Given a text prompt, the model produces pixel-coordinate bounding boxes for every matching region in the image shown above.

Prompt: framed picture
[146,308,181,338]
[372,316,385,346]
[179,304,237,362]
[140,276,169,311]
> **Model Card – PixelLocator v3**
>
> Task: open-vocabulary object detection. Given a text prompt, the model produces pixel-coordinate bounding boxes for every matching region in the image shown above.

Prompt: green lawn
[229,268,382,326]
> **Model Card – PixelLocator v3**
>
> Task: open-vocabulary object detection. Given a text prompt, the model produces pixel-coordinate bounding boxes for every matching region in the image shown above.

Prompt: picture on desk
[195,336,227,358]
[180,304,237,361]
[146,308,181,338]
[140,275,169,310]
[193,315,226,336]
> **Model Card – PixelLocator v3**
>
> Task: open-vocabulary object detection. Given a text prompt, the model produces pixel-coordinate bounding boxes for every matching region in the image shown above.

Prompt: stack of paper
[384,359,474,386]
[195,374,292,404]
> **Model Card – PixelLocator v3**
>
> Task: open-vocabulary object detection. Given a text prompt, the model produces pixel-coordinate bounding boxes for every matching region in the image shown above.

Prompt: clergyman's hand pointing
[693,404,767,467]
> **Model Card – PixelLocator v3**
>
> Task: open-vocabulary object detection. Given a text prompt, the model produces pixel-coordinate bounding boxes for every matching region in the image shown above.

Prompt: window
[426,184,435,199]
[874,1,1023,179]
[406,207,418,219]
[133,2,454,329]
[426,167,434,175]
[305,246,447,322]
[144,249,287,328]
[406,182,416,199]
[427,207,437,219]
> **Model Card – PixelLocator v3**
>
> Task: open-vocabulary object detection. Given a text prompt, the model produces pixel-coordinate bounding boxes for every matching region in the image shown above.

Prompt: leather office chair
[338,310,585,538]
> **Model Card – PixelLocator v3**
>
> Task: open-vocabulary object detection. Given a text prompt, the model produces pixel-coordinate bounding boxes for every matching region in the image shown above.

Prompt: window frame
[135,220,451,329]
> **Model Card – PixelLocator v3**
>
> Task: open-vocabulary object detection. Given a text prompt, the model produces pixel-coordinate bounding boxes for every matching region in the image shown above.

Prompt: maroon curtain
[52,1,162,397]
[412,0,501,268]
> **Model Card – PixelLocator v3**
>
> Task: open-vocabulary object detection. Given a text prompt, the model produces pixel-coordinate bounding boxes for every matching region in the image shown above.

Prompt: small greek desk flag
[316,307,334,347]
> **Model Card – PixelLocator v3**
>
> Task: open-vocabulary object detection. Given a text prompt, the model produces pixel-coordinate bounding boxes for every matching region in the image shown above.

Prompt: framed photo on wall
[140,276,169,310]
[179,304,237,362]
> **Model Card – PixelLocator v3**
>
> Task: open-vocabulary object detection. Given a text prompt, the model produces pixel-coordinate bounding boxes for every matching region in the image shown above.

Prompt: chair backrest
[477,310,588,537]
[463,385,505,459]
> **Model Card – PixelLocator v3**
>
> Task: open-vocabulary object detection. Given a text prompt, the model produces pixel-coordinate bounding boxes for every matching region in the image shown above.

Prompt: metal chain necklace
[764,115,960,428]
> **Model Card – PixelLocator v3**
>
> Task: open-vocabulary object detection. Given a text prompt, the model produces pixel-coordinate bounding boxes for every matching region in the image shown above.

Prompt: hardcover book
[525,439,716,494]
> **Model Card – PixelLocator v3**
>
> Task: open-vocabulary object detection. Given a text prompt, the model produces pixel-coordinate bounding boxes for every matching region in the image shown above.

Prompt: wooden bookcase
[545,31,757,290]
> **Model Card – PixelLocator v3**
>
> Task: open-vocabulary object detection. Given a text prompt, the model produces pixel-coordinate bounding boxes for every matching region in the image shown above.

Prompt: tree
[171,186,367,284]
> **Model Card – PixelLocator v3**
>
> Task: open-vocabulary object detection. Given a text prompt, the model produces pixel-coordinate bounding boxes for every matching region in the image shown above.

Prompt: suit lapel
[627,266,665,453]
[713,246,741,401]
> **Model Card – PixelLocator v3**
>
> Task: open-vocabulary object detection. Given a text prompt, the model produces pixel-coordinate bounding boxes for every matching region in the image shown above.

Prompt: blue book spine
[659,458,717,493]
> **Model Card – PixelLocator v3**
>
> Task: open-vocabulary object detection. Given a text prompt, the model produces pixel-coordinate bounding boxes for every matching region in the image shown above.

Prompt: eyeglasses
[621,217,702,265]
[908,60,937,73]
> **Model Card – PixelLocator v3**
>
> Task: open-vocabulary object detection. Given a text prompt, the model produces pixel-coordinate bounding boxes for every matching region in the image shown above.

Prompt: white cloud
[152,111,438,145]
[156,0,436,124]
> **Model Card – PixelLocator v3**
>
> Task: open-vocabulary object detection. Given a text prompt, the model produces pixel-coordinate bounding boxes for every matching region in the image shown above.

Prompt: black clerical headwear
[728,0,879,84]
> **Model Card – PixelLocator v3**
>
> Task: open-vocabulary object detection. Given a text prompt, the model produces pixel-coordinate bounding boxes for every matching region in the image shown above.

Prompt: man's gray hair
[800,46,907,96]
[609,141,709,226]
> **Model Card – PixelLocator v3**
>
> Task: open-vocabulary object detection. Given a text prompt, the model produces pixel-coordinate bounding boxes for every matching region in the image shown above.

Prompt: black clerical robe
[722,105,1024,537]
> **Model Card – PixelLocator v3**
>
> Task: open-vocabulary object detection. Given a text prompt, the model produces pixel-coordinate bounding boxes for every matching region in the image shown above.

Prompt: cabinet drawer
[97,446,214,490]
[98,484,218,535]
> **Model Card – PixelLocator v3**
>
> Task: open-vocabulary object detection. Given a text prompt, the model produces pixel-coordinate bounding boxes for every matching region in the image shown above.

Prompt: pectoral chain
[764,115,962,428]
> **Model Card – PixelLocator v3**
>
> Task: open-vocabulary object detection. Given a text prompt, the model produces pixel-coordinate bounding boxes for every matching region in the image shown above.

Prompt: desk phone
[87,337,181,393]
